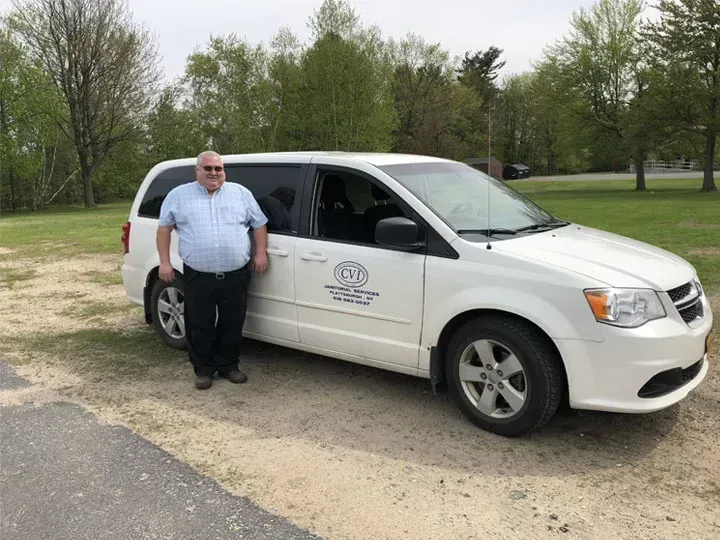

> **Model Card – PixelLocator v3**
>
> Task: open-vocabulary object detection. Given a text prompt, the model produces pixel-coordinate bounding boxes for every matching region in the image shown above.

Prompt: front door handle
[266,248,289,257]
[301,253,328,262]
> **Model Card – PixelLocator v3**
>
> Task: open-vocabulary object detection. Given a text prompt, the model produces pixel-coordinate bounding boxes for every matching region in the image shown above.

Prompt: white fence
[627,159,719,172]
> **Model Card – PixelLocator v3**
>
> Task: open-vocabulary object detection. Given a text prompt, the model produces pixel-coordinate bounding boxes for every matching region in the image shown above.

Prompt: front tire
[150,276,187,350]
[445,315,563,437]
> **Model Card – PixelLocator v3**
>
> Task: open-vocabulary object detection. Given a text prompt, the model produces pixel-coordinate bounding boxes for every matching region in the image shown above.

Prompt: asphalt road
[0,360,321,540]
[525,170,707,182]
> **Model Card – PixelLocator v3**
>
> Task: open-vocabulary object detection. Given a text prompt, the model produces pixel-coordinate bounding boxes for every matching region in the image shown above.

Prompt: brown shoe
[195,375,212,390]
[225,370,248,384]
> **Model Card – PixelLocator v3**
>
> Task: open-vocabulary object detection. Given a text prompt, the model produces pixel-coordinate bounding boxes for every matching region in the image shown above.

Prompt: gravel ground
[0,253,718,540]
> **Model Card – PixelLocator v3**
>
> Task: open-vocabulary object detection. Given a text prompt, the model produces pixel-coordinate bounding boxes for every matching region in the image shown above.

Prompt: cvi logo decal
[334,261,369,288]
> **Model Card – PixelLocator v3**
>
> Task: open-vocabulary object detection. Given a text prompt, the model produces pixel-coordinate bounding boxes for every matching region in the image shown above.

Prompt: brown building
[466,156,503,180]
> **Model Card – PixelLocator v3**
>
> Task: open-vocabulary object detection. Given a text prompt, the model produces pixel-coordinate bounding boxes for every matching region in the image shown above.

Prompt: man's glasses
[202,166,224,173]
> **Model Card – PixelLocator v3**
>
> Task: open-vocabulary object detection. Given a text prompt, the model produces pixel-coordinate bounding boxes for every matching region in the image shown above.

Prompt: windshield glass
[378,161,562,235]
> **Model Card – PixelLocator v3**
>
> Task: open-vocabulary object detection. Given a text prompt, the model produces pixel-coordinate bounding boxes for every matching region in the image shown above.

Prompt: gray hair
[196,150,222,166]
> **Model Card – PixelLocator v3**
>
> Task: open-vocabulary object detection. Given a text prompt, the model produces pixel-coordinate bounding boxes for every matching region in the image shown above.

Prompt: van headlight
[584,288,666,328]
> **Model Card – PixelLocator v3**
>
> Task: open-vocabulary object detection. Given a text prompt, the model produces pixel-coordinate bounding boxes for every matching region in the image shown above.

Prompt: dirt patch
[0,254,136,338]
[0,247,13,255]
[687,247,720,257]
[2,257,719,540]
[678,220,720,230]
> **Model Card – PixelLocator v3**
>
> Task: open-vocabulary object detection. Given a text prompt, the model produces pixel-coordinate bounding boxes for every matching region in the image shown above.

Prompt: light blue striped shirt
[158,181,268,272]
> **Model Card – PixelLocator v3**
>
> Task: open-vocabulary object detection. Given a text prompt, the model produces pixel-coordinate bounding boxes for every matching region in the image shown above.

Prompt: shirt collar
[195,180,225,196]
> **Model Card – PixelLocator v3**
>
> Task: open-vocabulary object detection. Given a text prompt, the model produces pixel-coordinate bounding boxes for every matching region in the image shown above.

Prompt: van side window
[226,165,303,233]
[312,169,410,245]
[137,164,304,233]
[138,165,194,218]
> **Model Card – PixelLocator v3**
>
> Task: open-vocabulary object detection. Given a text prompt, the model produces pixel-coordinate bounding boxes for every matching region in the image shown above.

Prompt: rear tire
[445,315,563,437]
[150,277,187,350]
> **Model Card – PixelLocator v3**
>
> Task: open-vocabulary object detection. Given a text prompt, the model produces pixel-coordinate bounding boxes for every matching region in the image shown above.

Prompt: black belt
[185,264,247,280]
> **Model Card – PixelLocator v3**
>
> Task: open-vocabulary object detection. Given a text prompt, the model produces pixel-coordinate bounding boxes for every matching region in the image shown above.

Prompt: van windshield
[378,161,566,237]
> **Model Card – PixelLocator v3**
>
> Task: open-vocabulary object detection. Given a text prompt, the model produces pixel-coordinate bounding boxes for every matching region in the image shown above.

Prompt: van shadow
[168,339,680,479]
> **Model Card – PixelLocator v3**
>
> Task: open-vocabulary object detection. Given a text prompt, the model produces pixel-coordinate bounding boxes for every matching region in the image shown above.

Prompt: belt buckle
[215,272,225,280]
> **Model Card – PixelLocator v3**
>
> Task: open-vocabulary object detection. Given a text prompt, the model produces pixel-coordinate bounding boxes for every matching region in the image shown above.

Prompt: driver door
[293,167,427,371]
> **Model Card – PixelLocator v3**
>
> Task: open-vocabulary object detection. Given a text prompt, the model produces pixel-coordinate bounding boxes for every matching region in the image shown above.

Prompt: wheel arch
[143,267,159,324]
[431,309,569,402]
[143,266,184,324]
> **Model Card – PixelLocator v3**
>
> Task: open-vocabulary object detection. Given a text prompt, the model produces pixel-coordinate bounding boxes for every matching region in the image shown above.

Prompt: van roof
[159,151,454,168]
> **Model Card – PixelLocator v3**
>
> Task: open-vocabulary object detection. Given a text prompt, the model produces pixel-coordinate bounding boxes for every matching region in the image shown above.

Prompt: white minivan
[121,152,713,437]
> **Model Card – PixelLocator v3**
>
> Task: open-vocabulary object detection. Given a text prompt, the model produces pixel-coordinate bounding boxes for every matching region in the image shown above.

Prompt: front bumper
[556,296,713,413]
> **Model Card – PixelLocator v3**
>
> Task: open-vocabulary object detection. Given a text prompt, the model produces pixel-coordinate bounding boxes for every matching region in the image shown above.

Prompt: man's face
[195,155,225,193]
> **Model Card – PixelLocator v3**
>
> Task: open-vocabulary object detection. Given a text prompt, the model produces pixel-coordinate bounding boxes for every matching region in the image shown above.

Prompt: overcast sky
[2,0,660,84]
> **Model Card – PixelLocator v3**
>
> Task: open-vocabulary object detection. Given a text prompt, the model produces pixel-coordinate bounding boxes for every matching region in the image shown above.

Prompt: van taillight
[121,222,131,254]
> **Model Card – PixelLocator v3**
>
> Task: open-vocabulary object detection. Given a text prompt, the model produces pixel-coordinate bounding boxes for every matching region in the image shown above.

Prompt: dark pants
[182,263,251,377]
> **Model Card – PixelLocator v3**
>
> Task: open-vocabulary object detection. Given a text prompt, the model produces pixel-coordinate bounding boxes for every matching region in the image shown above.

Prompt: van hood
[493,224,695,291]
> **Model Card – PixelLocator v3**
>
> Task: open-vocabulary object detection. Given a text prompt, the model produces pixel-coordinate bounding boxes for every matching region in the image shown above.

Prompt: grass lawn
[0,177,718,292]
[0,202,131,257]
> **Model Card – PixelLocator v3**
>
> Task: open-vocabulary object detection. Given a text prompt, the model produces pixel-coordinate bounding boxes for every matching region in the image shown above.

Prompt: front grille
[666,281,703,325]
[668,283,692,303]
[679,301,703,323]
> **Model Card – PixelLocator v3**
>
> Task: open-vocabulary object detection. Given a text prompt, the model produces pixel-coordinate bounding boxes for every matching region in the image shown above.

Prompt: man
[156,151,268,390]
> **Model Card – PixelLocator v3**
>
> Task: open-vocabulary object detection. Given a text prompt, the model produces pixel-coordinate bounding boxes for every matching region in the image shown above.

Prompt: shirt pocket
[219,205,244,225]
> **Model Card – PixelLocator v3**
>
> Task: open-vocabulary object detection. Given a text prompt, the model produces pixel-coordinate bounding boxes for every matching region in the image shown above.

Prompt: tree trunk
[701,131,718,192]
[634,153,646,191]
[545,129,558,174]
[0,103,11,212]
[547,150,558,175]
[8,166,17,211]
[80,160,96,208]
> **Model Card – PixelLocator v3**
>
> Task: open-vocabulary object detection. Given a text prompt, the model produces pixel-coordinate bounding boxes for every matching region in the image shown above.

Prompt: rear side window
[138,163,305,233]
[225,165,304,233]
[138,166,194,218]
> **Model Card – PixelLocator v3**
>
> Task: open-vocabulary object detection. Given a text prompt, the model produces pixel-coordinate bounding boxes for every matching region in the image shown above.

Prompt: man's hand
[251,225,268,273]
[156,225,175,283]
[159,262,175,283]
[252,251,268,273]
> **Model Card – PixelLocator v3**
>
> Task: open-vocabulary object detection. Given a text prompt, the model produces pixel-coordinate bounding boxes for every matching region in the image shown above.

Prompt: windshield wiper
[513,220,569,233]
[456,228,518,236]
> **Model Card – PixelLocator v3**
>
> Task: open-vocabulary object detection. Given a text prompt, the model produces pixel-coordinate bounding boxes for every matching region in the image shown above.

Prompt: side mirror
[375,217,425,251]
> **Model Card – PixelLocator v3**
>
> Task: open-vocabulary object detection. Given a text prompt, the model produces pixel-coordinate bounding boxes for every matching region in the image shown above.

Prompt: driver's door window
[313,170,409,245]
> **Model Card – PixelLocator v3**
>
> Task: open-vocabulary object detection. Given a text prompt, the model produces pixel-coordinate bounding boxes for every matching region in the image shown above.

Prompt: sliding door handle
[301,253,328,262]
[266,248,289,257]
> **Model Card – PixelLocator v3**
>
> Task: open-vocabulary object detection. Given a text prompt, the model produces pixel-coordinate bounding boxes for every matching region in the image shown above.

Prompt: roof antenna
[486,102,492,250]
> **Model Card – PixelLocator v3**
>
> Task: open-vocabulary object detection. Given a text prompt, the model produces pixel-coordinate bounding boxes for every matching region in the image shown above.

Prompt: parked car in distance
[121,151,713,437]
[503,163,531,180]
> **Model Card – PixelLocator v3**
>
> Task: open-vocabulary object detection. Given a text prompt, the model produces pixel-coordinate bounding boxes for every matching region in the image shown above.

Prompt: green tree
[495,74,534,167]
[184,35,272,154]
[492,65,587,176]
[146,85,207,162]
[387,33,460,156]
[0,25,73,212]
[643,0,719,192]
[455,46,507,162]
[0,26,28,211]
[9,0,162,207]
[296,0,396,151]
[266,27,305,151]
[547,0,649,188]
[457,46,506,104]
[528,60,569,174]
